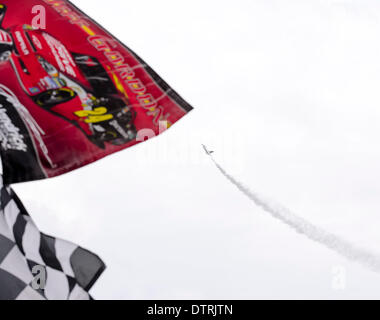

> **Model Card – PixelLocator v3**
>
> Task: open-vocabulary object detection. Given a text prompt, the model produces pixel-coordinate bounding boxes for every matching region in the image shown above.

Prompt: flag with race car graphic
[0,0,192,184]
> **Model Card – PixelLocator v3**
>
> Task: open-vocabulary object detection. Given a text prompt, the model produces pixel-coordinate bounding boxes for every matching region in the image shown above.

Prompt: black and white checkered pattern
[0,177,105,300]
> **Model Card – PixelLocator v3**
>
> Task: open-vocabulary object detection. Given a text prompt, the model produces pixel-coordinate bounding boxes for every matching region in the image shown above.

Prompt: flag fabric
[0,176,105,300]
[0,0,193,184]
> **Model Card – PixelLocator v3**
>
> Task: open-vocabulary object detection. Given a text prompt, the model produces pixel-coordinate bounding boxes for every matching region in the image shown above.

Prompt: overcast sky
[12,0,380,299]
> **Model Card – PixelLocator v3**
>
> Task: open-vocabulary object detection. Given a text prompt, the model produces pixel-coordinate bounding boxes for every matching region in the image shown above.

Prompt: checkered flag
[0,177,105,300]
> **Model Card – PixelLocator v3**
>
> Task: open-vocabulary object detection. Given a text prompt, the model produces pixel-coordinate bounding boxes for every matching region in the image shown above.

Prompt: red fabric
[0,0,192,183]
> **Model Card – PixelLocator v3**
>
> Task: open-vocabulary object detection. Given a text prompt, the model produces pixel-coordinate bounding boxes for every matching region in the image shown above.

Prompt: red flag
[0,1,192,183]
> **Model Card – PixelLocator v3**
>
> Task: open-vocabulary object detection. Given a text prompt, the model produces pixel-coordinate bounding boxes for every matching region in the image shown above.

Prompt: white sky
[12,0,380,299]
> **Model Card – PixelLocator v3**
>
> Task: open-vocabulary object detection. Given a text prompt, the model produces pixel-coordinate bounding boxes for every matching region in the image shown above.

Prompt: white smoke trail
[210,156,380,273]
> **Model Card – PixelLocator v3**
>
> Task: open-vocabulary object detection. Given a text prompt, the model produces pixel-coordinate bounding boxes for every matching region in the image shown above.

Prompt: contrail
[209,155,380,273]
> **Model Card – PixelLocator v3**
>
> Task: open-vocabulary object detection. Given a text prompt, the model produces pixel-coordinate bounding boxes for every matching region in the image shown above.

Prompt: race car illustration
[0,4,137,148]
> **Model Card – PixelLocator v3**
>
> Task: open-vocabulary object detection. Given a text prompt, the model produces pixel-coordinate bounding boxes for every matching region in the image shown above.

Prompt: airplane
[202,144,214,155]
